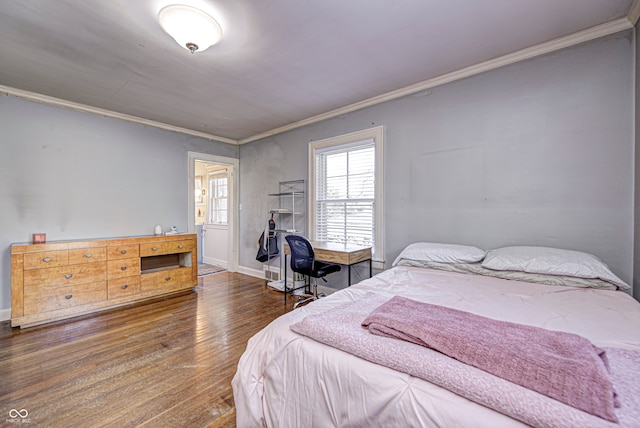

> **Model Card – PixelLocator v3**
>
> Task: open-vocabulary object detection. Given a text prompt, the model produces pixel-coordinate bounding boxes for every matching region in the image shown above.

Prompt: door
[188,152,238,272]
[203,166,229,269]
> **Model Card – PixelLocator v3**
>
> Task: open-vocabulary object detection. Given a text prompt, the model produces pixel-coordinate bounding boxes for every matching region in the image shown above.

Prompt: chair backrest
[285,235,315,275]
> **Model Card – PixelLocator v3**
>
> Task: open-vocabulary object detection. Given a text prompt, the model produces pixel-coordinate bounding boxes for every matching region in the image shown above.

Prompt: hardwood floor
[0,272,295,427]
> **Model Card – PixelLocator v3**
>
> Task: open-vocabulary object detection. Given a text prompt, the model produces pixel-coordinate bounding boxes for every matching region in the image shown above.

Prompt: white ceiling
[0,0,637,144]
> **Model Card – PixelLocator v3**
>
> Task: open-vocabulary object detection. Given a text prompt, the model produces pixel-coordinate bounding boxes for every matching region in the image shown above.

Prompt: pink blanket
[362,295,617,421]
[291,293,640,427]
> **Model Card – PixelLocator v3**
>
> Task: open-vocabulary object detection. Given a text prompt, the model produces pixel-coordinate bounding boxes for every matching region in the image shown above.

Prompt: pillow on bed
[395,259,618,290]
[392,242,486,266]
[482,246,629,291]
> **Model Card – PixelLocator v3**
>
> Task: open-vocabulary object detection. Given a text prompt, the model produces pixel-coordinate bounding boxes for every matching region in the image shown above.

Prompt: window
[315,144,374,246]
[208,172,228,224]
[309,126,383,264]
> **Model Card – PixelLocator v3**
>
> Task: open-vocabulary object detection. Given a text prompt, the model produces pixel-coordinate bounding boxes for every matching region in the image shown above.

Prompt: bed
[232,244,640,427]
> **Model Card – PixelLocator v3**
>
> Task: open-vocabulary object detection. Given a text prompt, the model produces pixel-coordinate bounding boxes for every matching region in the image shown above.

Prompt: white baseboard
[237,266,265,279]
[203,257,228,269]
[0,308,11,322]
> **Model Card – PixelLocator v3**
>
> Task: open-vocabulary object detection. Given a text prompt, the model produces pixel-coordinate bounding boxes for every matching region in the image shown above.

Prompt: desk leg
[347,258,373,286]
[284,254,287,303]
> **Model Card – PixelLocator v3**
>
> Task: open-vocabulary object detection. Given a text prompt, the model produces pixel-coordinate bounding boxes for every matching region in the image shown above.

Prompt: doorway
[187,152,239,272]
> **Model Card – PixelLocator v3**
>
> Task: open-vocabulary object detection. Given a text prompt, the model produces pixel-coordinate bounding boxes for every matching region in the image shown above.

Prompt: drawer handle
[65,295,72,300]
[121,285,128,289]
[121,250,127,255]
[121,266,127,271]
[43,257,52,262]
[85,253,92,258]
[65,274,73,279]
[152,247,158,251]
[165,277,171,281]
[178,245,184,249]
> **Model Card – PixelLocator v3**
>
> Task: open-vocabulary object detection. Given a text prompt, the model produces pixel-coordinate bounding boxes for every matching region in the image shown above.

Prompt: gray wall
[0,95,238,313]
[240,31,635,292]
[1,28,635,315]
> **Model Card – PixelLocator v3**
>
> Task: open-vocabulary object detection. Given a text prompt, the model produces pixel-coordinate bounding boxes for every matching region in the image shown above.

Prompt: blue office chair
[285,235,341,308]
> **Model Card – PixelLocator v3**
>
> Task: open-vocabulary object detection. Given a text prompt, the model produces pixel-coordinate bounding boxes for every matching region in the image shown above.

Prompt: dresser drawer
[23,251,68,270]
[107,244,140,260]
[108,276,141,299]
[169,239,195,254]
[108,258,141,279]
[24,262,107,289]
[140,267,193,292]
[69,247,106,265]
[23,281,107,315]
[140,239,194,257]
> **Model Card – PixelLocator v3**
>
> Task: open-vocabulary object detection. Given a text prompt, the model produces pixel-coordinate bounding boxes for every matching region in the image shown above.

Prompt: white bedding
[232,266,640,427]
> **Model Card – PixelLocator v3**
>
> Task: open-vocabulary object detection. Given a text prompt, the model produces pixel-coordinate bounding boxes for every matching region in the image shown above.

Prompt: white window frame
[308,126,384,268]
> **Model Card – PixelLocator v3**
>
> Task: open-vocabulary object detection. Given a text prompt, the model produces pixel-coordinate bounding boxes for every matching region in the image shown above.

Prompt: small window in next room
[308,126,384,266]
[209,172,228,224]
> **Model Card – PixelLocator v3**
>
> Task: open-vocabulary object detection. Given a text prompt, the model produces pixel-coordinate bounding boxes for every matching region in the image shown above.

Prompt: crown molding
[238,17,632,145]
[628,0,640,26]
[0,84,239,145]
[1,13,633,147]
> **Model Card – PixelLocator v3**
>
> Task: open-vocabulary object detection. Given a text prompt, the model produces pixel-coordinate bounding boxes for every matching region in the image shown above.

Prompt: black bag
[256,218,279,262]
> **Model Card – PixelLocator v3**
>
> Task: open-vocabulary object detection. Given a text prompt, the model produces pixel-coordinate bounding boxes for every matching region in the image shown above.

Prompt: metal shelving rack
[264,180,306,297]
[268,180,306,235]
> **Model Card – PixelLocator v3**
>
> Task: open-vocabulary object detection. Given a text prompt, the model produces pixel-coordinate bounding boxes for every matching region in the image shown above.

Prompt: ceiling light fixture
[158,4,222,54]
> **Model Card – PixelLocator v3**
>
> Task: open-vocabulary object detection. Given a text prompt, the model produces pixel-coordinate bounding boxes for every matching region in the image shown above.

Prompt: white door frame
[187,151,239,272]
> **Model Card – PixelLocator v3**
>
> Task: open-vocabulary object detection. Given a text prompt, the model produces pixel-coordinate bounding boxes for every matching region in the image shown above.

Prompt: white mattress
[232,266,640,427]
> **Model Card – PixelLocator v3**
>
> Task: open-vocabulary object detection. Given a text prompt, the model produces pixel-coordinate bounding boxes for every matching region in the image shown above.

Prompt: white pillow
[392,242,486,266]
[482,246,629,291]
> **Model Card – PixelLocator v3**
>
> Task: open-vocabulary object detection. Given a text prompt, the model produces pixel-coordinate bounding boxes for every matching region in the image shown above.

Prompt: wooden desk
[283,241,372,295]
